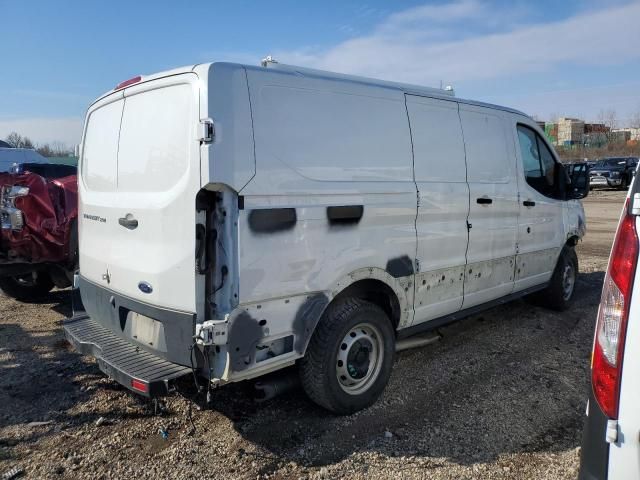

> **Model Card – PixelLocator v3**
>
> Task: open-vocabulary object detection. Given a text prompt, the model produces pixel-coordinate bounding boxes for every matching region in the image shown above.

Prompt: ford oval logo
[138,282,153,294]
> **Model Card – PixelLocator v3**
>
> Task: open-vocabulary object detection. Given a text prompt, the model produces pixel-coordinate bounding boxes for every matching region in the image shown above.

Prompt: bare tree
[630,105,640,129]
[36,144,54,157]
[5,132,22,148]
[598,109,619,143]
[51,141,70,156]
[5,132,35,149]
[35,142,72,158]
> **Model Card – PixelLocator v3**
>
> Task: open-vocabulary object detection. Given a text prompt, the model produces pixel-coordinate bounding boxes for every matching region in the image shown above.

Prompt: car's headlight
[610,171,620,178]
[0,185,29,208]
[0,185,29,231]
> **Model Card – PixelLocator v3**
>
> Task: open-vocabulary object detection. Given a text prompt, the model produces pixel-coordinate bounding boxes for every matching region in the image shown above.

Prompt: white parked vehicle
[579,167,640,479]
[64,61,589,413]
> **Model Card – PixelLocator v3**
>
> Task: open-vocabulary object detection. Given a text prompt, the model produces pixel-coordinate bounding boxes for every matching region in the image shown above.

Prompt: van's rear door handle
[476,197,493,205]
[523,200,536,207]
[118,214,138,230]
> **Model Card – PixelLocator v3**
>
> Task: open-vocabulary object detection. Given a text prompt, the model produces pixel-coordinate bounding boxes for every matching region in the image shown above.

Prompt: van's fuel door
[199,118,215,144]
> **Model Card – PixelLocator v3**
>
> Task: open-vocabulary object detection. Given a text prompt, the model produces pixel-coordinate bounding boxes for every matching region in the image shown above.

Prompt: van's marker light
[115,75,142,90]
[131,379,149,393]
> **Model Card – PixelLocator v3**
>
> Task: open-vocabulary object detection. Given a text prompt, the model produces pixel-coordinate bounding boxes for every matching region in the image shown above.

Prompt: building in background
[545,122,558,145]
[583,123,609,147]
[557,117,584,146]
[611,129,632,143]
[613,128,640,141]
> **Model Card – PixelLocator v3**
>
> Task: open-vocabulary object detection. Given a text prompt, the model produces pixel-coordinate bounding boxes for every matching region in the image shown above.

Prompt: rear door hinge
[606,419,619,444]
[199,118,215,144]
[467,221,472,230]
[415,258,421,273]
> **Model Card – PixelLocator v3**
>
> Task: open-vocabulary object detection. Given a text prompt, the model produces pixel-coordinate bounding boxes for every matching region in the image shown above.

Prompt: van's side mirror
[565,163,589,200]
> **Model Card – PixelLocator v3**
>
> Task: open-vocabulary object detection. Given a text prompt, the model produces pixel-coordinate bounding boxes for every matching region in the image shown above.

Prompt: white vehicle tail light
[592,198,638,418]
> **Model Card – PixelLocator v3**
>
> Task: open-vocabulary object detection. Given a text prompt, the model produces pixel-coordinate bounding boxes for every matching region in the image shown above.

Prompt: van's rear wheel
[536,246,578,311]
[0,271,54,301]
[300,298,395,414]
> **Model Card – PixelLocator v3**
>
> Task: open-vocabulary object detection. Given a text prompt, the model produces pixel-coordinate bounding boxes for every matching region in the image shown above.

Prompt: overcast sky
[1,0,639,147]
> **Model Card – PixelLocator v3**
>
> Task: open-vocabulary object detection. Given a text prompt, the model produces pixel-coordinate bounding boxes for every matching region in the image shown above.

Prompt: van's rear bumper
[579,389,610,479]
[77,275,196,366]
[64,314,191,397]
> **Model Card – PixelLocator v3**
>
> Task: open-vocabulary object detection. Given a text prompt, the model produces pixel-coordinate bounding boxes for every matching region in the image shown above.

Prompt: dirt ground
[0,190,626,479]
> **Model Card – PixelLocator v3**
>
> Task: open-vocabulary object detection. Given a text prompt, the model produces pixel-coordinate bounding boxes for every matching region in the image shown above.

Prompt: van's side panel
[406,95,469,324]
[459,106,518,308]
[231,67,417,373]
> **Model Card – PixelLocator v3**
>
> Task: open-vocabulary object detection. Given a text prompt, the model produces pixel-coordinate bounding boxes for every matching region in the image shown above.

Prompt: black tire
[0,271,55,301]
[536,246,578,311]
[300,298,395,415]
[619,176,628,190]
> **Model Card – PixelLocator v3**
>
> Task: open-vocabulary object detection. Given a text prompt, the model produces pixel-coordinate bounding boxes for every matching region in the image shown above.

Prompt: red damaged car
[0,148,77,300]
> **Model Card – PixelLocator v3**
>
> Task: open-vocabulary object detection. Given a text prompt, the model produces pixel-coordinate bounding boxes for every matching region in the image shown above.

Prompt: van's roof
[95,61,528,118]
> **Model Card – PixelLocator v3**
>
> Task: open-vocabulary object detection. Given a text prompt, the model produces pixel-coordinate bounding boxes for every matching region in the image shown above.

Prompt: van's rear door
[79,73,201,312]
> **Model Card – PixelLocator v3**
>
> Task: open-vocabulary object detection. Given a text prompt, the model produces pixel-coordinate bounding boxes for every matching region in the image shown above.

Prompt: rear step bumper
[64,314,191,398]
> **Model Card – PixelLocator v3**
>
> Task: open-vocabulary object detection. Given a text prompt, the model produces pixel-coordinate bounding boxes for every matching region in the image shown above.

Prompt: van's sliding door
[406,95,470,324]
[458,105,519,308]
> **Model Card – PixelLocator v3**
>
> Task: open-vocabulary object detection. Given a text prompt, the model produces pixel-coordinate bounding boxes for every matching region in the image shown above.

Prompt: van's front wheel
[300,298,395,414]
[536,246,578,311]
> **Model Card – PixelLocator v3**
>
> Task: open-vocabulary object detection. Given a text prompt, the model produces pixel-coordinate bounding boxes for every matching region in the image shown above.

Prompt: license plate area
[128,311,168,352]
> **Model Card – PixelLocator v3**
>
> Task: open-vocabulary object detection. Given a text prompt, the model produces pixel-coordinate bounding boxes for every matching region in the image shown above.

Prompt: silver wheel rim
[336,322,384,395]
[562,263,575,301]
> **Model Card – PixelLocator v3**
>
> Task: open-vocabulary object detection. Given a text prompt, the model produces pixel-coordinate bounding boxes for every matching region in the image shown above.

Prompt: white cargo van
[64,61,588,414]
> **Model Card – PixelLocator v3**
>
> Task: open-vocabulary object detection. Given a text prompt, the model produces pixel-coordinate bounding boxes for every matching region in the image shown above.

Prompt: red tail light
[131,378,149,394]
[592,198,638,418]
[114,75,142,90]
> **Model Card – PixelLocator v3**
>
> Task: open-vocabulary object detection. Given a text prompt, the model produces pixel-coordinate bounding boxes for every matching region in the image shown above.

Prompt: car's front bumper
[590,176,622,188]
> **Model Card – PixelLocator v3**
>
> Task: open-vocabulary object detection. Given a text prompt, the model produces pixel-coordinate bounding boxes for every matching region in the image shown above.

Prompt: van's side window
[517,124,558,197]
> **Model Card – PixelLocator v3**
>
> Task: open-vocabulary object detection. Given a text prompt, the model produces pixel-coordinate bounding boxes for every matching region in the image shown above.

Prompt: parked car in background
[64,61,589,414]
[0,147,49,172]
[579,164,640,479]
[589,157,638,190]
[0,148,77,300]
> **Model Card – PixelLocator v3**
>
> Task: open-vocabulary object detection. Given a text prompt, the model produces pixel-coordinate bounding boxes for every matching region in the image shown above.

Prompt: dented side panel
[514,247,561,289]
[462,256,516,308]
[414,265,465,321]
[237,196,416,299]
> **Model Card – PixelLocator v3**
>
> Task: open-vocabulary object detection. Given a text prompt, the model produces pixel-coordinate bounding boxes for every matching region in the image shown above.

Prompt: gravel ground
[0,189,626,479]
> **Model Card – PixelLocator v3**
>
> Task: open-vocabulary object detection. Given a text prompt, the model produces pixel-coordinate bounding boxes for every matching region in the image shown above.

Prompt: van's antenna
[261,55,278,67]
